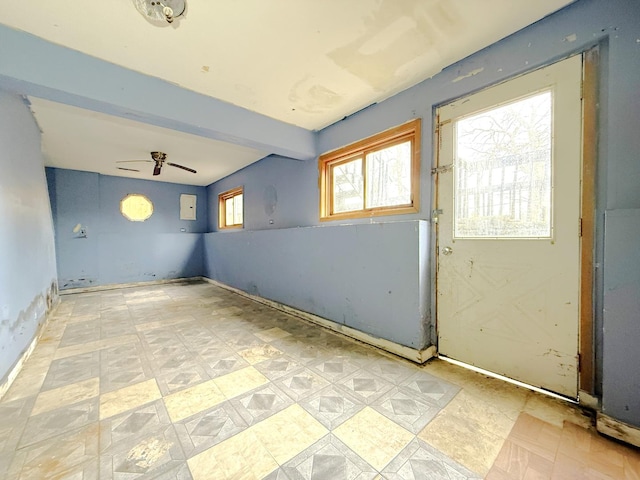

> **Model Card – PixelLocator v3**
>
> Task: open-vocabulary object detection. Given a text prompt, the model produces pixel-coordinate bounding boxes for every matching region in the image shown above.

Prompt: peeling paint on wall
[0,91,58,384]
[452,67,485,83]
[61,278,96,289]
[0,280,58,341]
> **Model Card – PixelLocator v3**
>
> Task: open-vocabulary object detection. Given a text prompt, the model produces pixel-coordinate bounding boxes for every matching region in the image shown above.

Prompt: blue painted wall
[602,210,640,425]
[0,91,57,384]
[47,168,206,288]
[207,155,317,232]
[205,0,640,422]
[204,221,429,349]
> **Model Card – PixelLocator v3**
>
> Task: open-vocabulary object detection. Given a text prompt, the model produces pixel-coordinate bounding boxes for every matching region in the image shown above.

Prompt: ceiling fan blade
[167,162,197,174]
[117,167,141,172]
[153,164,162,176]
[116,160,153,164]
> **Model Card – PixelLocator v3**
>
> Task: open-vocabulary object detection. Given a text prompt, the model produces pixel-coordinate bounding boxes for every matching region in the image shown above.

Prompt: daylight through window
[319,119,421,221]
[454,91,552,238]
[120,194,153,222]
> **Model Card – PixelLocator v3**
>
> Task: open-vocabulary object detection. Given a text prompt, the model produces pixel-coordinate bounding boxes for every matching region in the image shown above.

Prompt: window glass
[319,119,420,220]
[332,158,364,213]
[219,187,243,229]
[233,194,243,225]
[365,141,411,209]
[454,91,552,238]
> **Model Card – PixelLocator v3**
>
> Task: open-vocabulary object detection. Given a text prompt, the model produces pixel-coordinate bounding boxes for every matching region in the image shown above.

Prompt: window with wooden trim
[218,187,243,229]
[319,118,421,221]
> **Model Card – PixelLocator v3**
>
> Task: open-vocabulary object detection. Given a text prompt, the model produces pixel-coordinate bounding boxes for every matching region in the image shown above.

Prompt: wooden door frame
[579,47,599,395]
[432,49,599,396]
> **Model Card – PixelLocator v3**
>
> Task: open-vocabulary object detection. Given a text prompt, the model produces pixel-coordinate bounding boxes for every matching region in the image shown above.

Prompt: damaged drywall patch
[0,280,59,399]
[0,294,45,343]
[289,77,343,114]
[61,278,96,289]
[0,279,57,360]
[327,0,464,91]
[452,67,485,83]
[46,280,58,310]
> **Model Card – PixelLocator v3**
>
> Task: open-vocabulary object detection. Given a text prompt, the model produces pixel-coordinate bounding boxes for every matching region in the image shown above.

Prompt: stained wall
[0,91,58,383]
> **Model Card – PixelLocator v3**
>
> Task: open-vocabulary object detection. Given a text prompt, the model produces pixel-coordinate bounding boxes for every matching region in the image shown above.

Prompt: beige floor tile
[135,315,196,332]
[125,295,172,305]
[509,413,563,461]
[252,404,328,464]
[3,371,47,402]
[187,428,278,480]
[254,327,292,342]
[215,306,243,315]
[237,344,283,365]
[32,377,100,416]
[524,391,592,429]
[163,379,226,422]
[424,359,528,417]
[213,366,269,399]
[20,354,56,373]
[54,334,138,360]
[9,422,100,479]
[99,379,162,419]
[5,283,637,480]
[445,390,518,439]
[418,391,511,477]
[333,406,413,471]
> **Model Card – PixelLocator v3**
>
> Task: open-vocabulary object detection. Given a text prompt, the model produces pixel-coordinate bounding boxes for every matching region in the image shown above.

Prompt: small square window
[319,119,421,221]
[219,187,243,229]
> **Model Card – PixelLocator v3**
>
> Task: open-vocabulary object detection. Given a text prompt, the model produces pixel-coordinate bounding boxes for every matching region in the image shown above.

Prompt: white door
[435,55,583,398]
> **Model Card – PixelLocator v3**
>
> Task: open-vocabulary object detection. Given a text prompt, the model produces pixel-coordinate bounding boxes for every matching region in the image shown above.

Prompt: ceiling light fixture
[132,0,186,25]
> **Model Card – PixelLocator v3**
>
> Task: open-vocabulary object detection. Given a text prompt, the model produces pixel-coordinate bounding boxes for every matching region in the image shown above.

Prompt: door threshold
[438,354,578,404]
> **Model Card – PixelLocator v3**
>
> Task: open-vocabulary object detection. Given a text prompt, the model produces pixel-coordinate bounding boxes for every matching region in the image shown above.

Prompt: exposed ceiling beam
[0,25,317,161]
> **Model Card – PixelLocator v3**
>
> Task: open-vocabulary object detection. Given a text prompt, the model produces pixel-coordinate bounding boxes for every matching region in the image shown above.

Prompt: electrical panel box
[180,194,197,220]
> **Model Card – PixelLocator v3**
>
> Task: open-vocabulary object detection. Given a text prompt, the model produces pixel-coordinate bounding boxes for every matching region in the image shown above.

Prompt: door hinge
[431,164,453,175]
[432,209,443,224]
[579,218,583,237]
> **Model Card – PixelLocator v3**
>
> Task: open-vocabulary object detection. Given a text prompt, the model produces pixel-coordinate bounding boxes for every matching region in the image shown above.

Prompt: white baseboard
[60,277,204,295]
[0,298,60,401]
[202,277,435,364]
[597,412,640,448]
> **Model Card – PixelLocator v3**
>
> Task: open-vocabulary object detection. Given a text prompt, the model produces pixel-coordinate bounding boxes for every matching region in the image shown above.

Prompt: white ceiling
[3,0,574,185]
[28,97,267,186]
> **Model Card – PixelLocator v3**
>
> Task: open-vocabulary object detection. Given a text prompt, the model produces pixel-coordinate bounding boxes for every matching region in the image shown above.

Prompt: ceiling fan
[117,151,197,176]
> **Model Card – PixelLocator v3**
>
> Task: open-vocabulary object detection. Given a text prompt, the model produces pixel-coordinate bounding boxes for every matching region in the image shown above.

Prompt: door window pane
[332,158,364,213]
[365,141,412,208]
[454,91,552,238]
